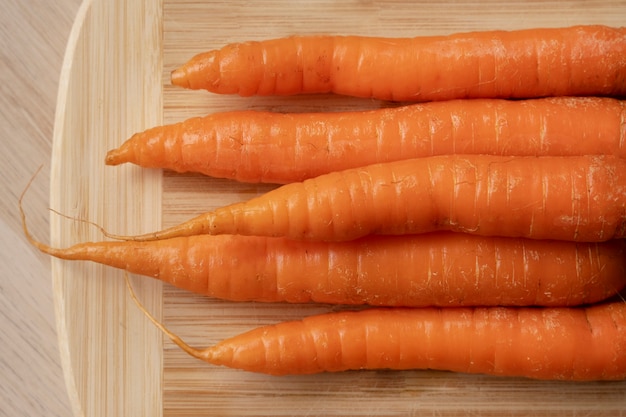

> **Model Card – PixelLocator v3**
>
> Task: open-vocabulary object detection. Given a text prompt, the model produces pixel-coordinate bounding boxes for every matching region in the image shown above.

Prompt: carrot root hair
[21,167,212,360]
[123,271,208,362]
[19,166,116,256]
[19,165,58,256]
[96,213,210,242]
[19,166,147,247]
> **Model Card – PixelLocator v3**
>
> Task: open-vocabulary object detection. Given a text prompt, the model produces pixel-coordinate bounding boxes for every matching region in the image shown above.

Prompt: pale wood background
[0,0,80,416]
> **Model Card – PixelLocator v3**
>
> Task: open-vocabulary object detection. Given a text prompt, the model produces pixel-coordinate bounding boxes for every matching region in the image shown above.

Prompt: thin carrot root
[211,303,626,379]
[128,279,626,380]
[171,26,626,100]
[97,215,205,241]
[95,154,626,243]
[22,217,626,307]
[103,97,626,184]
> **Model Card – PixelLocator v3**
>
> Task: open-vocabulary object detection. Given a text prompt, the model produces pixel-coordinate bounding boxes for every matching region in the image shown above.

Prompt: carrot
[102,154,626,243]
[21,214,626,307]
[128,284,626,380]
[105,97,626,184]
[170,25,626,101]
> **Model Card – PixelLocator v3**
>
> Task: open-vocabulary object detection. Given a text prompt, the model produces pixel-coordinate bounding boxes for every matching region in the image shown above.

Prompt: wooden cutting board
[51,0,626,416]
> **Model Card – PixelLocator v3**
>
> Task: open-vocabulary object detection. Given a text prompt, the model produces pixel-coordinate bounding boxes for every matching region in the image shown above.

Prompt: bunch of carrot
[29,25,626,381]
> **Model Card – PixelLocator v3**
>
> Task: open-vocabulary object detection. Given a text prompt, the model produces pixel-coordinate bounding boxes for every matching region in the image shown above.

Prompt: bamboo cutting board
[51,1,626,416]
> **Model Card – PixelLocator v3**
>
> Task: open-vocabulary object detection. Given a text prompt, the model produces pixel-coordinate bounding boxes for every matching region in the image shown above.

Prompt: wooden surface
[1,0,81,416]
[5,0,626,417]
[50,1,164,417]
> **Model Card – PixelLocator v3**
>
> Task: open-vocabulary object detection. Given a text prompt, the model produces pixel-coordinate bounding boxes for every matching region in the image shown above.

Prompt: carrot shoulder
[171,25,626,101]
[105,97,626,184]
[153,302,626,380]
[23,230,626,307]
[108,154,626,243]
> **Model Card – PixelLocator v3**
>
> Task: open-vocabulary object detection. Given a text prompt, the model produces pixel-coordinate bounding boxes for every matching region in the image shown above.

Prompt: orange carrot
[22,223,626,307]
[103,154,626,243]
[171,25,626,101]
[105,97,626,184]
[131,293,626,380]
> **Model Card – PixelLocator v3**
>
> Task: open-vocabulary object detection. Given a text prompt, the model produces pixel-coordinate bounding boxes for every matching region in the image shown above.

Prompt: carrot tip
[104,149,122,165]
[171,68,190,88]
[104,144,133,166]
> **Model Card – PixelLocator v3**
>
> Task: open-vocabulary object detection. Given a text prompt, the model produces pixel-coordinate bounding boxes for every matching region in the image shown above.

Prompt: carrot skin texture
[123,154,626,243]
[171,26,626,101]
[201,302,626,380]
[26,232,626,307]
[105,97,626,184]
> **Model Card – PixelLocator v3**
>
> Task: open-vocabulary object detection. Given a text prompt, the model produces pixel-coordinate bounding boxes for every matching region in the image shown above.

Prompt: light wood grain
[50,0,163,416]
[51,0,626,416]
